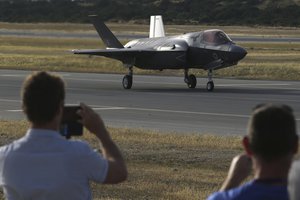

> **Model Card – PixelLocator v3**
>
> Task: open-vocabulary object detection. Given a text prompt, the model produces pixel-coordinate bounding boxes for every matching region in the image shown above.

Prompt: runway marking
[65,76,300,91]
[3,106,300,122]
[0,98,21,103]
[66,77,293,87]
[89,105,300,121]
[216,83,291,89]
[0,74,25,77]
[65,77,182,86]
[4,104,300,122]
[92,105,249,118]
[217,83,300,91]
[6,109,22,112]
[4,103,250,119]
[93,107,126,111]
[130,107,250,118]
[218,83,290,87]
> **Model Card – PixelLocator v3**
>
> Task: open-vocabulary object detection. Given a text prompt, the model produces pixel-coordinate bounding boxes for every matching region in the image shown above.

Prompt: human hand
[77,103,108,138]
[221,154,252,191]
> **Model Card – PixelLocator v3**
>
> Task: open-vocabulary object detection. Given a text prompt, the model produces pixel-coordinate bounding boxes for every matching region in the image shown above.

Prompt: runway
[1,29,300,43]
[0,69,299,136]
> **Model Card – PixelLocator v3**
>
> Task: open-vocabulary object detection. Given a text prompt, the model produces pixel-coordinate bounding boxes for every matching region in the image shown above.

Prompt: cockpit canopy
[202,30,232,45]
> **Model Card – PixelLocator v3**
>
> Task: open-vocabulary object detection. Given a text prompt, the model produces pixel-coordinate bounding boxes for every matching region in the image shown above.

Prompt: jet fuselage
[124,30,247,70]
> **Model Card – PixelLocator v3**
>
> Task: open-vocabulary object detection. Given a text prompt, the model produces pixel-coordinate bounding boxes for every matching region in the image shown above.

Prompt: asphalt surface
[0,69,299,136]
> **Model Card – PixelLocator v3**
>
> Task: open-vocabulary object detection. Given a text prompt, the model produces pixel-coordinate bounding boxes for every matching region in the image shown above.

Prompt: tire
[122,75,132,89]
[187,74,197,89]
[206,81,214,91]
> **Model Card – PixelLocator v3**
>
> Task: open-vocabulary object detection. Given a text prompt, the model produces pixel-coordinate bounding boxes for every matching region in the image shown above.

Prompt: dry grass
[0,120,243,200]
[2,22,300,37]
[1,121,299,199]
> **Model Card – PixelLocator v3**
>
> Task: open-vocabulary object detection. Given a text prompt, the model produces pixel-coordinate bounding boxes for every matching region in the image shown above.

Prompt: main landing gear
[122,66,215,91]
[184,68,215,91]
[184,69,197,89]
[122,67,133,89]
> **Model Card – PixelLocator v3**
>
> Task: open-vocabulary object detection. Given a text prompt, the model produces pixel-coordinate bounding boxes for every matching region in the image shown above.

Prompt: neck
[31,121,59,132]
[253,155,292,181]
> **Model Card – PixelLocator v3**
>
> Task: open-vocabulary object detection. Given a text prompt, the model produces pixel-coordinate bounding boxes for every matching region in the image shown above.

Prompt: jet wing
[72,48,186,63]
[72,48,156,56]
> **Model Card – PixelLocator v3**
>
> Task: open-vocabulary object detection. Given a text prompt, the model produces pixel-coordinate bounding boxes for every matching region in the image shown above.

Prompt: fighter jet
[73,15,247,91]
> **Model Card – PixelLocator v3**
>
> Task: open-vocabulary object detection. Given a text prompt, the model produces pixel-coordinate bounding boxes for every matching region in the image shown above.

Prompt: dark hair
[21,71,65,125]
[248,104,297,161]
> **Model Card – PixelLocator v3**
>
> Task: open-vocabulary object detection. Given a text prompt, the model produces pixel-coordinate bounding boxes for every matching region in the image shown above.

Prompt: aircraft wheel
[187,74,197,89]
[206,81,214,91]
[122,75,132,89]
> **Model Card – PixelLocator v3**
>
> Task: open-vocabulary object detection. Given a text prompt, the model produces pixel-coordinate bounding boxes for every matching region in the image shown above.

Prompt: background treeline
[1,0,300,26]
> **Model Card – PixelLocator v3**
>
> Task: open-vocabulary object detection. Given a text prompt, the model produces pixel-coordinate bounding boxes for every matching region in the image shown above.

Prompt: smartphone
[60,105,83,139]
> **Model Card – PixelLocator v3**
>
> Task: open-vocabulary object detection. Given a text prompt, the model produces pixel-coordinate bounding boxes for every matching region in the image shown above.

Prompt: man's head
[244,104,298,161]
[22,71,65,125]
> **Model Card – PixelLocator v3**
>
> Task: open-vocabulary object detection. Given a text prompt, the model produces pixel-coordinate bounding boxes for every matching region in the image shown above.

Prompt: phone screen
[60,106,83,138]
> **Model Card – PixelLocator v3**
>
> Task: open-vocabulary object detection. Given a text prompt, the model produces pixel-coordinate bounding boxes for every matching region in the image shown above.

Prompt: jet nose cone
[229,45,247,61]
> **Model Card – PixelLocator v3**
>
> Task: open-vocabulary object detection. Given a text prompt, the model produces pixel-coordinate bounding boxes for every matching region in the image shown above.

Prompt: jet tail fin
[149,15,165,38]
[89,15,124,49]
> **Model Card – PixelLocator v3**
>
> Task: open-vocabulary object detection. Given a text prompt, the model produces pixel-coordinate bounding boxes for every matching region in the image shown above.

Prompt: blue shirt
[207,180,288,200]
[0,129,108,200]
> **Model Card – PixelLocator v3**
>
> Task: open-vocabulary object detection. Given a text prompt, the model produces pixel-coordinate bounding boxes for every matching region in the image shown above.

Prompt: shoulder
[207,180,288,200]
[64,139,95,154]
[207,181,255,200]
[290,160,300,175]
[289,161,300,200]
[0,144,10,157]
[0,139,21,155]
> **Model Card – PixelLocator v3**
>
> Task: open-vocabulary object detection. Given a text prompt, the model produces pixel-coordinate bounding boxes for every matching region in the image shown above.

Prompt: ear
[242,136,253,156]
[292,135,299,154]
[57,101,64,116]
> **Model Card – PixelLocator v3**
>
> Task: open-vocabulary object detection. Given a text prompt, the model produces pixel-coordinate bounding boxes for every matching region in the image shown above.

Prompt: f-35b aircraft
[73,15,247,91]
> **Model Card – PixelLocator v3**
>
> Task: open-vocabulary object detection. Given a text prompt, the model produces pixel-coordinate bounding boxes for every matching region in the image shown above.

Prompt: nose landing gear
[206,69,214,92]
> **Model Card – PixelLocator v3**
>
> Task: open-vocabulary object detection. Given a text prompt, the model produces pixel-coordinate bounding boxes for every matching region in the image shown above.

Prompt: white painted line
[65,78,119,83]
[128,107,250,118]
[65,77,182,86]
[3,106,300,123]
[92,107,126,111]
[65,77,298,89]
[0,99,21,103]
[6,110,22,112]
[218,83,290,87]
[91,105,300,121]
[0,74,25,77]
[91,105,249,118]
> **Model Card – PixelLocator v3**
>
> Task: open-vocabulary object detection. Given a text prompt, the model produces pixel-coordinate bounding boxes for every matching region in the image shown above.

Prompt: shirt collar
[26,128,63,139]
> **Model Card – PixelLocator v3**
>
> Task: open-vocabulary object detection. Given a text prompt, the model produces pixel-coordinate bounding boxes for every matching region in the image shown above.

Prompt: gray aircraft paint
[73,15,247,91]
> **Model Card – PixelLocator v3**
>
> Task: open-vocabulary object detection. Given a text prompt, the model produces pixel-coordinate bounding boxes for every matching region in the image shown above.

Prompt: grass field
[0,23,300,199]
[0,22,300,80]
[2,22,300,37]
[1,121,299,199]
[0,120,244,200]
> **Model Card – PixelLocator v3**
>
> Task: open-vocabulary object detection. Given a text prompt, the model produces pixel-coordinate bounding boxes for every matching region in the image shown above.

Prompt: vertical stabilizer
[149,15,165,38]
[89,15,124,48]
